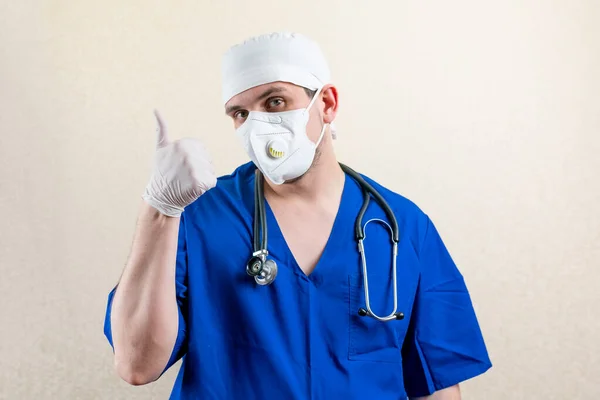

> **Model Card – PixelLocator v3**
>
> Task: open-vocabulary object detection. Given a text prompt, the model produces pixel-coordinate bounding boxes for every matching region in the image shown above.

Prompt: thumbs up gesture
[142,110,217,217]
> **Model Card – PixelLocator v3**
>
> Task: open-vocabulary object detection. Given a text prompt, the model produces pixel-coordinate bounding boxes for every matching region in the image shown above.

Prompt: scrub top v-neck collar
[260,171,363,284]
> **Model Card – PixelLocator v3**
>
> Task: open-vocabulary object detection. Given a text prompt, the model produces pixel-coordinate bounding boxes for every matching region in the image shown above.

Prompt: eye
[234,110,248,120]
[266,97,285,110]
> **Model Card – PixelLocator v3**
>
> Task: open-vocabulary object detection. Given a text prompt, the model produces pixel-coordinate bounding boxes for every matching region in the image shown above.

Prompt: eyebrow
[225,86,287,115]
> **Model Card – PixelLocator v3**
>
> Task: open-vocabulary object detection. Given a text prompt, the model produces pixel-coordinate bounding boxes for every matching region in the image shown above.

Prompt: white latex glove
[142,110,217,217]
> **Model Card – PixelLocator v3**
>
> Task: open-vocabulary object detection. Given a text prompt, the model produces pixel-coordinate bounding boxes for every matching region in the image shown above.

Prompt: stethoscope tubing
[251,163,404,321]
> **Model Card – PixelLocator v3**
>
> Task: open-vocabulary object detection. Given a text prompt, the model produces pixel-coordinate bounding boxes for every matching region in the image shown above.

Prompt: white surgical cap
[221,32,331,105]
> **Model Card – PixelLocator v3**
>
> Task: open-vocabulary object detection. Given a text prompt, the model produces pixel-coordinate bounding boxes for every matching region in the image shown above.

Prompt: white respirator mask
[235,87,328,185]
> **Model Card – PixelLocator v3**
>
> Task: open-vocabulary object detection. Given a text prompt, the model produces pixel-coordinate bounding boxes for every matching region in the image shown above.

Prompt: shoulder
[184,161,255,219]
[359,172,423,216]
[356,168,431,253]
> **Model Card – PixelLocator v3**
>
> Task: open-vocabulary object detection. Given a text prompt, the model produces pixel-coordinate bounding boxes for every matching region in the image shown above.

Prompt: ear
[320,84,338,125]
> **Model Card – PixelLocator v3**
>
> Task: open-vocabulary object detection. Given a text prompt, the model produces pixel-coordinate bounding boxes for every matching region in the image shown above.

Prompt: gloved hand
[142,110,217,217]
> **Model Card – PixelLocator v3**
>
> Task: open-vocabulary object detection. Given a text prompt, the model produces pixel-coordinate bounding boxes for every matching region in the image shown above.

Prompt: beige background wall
[1,0,598,399]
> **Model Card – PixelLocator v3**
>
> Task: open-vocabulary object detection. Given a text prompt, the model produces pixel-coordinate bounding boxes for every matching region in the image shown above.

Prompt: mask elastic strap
[315,122,328,147]
[304,85,327,147]
[303,85,324,115]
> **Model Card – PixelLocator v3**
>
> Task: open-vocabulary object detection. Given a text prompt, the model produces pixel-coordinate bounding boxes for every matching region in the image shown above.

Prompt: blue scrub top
[104,162,491,399]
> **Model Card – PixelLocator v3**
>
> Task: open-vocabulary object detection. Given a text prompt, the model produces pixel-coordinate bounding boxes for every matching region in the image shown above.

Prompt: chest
[268,201,338,276]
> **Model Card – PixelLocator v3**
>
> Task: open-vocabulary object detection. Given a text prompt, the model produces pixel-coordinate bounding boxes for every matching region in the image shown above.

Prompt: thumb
[153,109,169,148]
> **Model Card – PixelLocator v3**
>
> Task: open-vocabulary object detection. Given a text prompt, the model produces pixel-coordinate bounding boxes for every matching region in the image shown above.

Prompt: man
[104,32,491,399]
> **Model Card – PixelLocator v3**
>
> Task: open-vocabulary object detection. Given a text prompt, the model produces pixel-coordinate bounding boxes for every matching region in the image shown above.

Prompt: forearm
[110,202,181,385]
[411,385,461,400]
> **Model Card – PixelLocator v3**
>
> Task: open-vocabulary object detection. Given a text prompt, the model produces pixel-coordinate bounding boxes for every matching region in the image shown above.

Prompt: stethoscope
[246,163,404,322]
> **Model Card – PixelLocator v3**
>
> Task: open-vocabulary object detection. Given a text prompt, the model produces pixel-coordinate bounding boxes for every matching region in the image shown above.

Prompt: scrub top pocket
[348,273,412,363]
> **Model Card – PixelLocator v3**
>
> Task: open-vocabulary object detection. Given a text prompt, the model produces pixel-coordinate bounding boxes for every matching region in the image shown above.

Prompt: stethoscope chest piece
[255,259,277,285]
[246,249,278,286]
[246,257,276,287]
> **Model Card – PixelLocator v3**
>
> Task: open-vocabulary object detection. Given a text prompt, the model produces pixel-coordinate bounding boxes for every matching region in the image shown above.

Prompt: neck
[263,147,344,204]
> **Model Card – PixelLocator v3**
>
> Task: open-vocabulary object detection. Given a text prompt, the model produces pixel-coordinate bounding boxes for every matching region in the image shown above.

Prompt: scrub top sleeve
[402,216,492,398]
[103,213,189,375]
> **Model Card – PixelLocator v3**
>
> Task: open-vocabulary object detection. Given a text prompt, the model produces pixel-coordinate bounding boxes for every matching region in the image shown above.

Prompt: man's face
[224,81,325,146]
